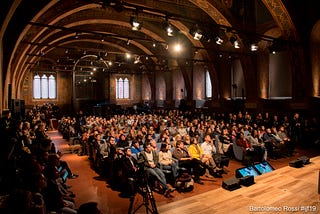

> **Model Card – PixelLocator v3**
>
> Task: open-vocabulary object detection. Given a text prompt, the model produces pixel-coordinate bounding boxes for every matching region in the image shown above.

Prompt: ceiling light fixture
[230,36,240,49]
[174,43,182,52]
[134,56,141,64]
[163,18,174,37]
[190,25,203,41]
[193,31,203,40]
[250,43,258,51]
[215,36,224,45]
[130,16,142,31]
[166,24,174,36]
[126,53,131,59]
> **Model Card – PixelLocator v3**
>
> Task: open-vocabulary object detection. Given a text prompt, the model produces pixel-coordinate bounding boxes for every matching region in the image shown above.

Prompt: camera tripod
[128,175,158,214]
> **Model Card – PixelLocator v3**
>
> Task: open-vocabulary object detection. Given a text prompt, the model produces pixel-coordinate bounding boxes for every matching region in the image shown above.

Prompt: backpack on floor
[174,172,194,192]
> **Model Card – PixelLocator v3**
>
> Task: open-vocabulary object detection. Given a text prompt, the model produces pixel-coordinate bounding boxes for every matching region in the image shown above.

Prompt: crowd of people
[0,103,319,213]
[0,104,101,214]
[58,108,319,198]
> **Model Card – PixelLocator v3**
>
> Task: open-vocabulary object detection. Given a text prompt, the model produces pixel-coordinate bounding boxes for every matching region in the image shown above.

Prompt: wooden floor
[49,130,320,214]
[157,156,320,214]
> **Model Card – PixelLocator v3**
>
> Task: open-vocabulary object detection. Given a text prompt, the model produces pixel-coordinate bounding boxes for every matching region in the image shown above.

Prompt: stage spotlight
[215,36,224,45]
[250,43,258,51]
[163,21,174,37]
[173,43,182,52]
[230,36,240,49]
[193,31,203,40]
[190,26,203,40]
[130,16,142,31]
[134,56,141,64]
[125,53,131,59]
[166,25,174,36]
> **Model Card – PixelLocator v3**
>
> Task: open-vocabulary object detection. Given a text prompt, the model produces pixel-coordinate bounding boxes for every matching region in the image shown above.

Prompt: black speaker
[222,177,241,191]
[12,99,21,113]
[297,156,310,165]
[289,159,304,168]
[239,175,254,187]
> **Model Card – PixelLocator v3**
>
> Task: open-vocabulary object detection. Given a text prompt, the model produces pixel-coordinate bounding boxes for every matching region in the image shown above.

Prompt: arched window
[116,77,130,99]
[41,74,48,98]
[48,75,57,99]
[123,78,129,98]
[33,75,41,99]
[205,70,212,98]
[33,73,57,99]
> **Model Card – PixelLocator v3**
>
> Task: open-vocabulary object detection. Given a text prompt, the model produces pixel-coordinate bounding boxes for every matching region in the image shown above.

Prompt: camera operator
[138,142,175,197]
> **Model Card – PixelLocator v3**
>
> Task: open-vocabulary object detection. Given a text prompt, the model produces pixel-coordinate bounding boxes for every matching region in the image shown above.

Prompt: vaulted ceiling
[1,0,300,98]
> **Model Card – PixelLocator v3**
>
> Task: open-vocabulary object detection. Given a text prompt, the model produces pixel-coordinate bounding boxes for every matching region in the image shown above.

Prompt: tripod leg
[128,195,135,214]
[146,185,158,214]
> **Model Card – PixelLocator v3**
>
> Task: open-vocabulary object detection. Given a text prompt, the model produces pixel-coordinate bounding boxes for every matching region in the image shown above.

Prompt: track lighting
[230,36,240,49]
[163,20,174,37]
[193,31,203,40]
[166,25,173,36]
[190,25,203,41]
[134,56,141,64]
[130,16,142,31]
[215,36,223,45]
[250,43,258,51]
[125,53,131,59]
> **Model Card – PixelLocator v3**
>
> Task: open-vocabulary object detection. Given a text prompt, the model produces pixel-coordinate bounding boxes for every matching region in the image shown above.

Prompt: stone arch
[310,20,320,97]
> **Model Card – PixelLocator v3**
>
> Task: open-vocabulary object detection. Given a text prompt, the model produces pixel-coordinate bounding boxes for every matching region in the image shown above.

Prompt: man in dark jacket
[138,142,175,197]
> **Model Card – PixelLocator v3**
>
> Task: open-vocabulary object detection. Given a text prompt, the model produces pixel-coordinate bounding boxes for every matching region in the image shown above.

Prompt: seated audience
[236,132,260,163]
[218,128,233,157]
[130,139,142,157]
[42,166,77,214]
[138,143,175,197]
[158,143,179,179]
[200,134,223,178]
[173,141,206,184]
[262,128,287,159]
[246,129,267,161]
[277,125,293,156]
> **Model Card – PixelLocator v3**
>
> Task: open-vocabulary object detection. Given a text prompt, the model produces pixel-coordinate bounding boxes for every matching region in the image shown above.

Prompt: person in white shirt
[200,134,222,178]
